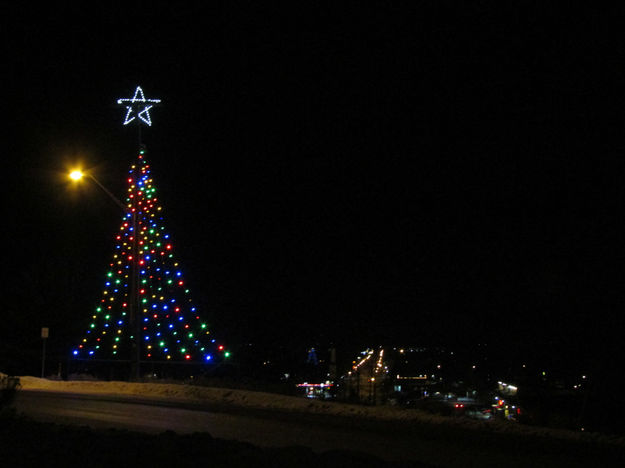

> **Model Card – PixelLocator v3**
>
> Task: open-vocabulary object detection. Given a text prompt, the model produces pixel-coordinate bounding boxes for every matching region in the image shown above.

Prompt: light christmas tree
[72,147,229,366]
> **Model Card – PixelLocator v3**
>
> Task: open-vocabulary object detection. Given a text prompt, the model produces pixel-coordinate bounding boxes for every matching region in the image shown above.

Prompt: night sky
[3,3,625,374]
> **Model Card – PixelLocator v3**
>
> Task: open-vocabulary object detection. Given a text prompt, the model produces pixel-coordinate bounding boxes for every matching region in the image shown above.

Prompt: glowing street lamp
[69,170,129,212]
[69,170,84,181]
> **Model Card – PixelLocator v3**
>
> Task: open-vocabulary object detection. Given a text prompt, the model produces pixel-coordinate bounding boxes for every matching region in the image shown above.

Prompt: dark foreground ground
[0,411,427,468]
[2,409,625,468]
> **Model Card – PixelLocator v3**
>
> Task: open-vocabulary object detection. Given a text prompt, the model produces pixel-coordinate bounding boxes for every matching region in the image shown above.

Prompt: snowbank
[19,375,425,420]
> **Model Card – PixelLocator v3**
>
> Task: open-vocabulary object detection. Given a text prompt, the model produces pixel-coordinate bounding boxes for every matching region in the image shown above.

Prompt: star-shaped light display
[117,86,162,126]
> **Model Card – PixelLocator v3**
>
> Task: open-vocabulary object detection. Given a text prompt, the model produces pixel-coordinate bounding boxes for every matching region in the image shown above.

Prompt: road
[14,390,433,464]
[12,390,617,467]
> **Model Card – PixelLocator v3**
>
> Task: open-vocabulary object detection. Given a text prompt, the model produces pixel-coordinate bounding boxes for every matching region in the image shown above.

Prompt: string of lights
[72,148,228,364]
[116,86,161,126]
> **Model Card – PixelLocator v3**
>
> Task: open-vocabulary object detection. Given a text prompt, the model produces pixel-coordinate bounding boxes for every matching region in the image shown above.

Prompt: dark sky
[3,3,625,372]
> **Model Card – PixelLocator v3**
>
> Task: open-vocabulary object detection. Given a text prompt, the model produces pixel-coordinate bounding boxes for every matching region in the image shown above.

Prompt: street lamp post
[70,170,141,380]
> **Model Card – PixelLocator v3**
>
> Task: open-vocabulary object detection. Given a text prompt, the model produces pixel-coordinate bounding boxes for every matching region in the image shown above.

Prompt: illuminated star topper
[116,86,162,126]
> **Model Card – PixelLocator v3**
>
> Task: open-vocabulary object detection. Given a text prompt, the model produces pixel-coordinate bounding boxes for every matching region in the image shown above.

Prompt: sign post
[41,327,49,378]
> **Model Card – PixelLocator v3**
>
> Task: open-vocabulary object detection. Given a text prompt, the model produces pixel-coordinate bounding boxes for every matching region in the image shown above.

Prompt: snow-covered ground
[8,373,625,446]
[18,375,431,420]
